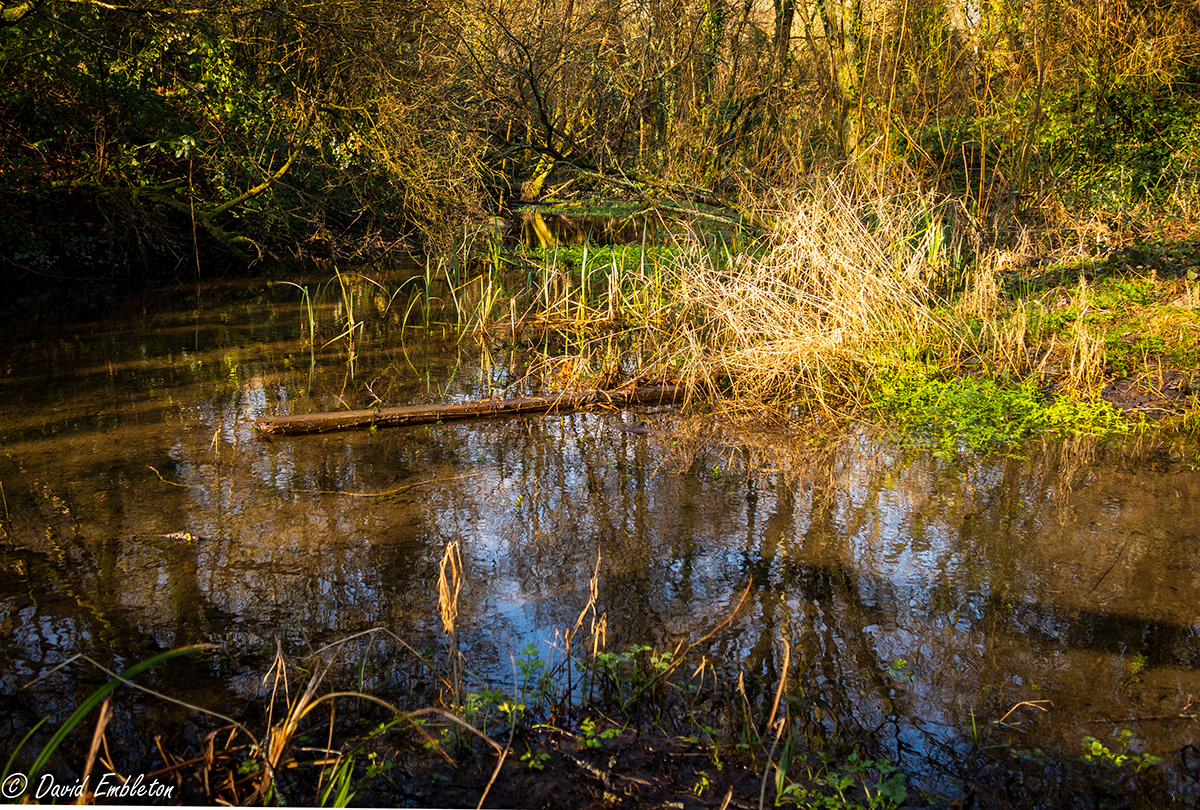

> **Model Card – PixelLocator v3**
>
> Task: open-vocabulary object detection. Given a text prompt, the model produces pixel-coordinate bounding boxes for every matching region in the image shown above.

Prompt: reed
[283,174,1190,446]
[1065,277,1107,391]
[446,179,973,420]
[438,539,465,708]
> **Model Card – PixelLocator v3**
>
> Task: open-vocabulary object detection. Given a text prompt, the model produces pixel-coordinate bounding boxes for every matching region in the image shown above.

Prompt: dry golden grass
[437,540,463,638]
[481,178,1013,416]
[656,181,966,408]
[438,539,465,703]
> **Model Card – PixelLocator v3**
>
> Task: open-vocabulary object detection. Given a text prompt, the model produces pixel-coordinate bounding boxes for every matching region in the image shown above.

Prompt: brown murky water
[1,274,1198,804]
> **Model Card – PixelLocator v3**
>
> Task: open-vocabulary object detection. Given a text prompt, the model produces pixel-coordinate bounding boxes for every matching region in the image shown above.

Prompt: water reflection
[1,276,1198,802]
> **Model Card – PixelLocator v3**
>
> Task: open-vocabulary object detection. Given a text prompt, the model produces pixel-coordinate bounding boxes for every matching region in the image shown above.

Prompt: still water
[1,274,1198,804]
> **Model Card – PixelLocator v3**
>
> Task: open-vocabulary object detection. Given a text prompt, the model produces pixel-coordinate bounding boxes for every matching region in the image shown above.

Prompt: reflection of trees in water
[727,456,914,767]
[578,425,1200,794]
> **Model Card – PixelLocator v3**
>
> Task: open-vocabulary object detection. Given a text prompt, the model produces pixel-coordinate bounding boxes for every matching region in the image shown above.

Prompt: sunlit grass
[476,180,1196,448]
[868,365,1132,455]
[291,175,1198,451]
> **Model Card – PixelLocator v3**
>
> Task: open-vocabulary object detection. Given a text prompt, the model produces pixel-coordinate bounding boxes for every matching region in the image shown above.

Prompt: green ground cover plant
[867,367,1131,454]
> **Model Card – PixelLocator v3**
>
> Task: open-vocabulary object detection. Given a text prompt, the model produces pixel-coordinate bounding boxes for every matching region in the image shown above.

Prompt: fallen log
[254,384,685,435]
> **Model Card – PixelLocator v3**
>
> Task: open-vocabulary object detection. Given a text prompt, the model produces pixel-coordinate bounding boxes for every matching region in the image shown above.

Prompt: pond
[1,272,1198,806]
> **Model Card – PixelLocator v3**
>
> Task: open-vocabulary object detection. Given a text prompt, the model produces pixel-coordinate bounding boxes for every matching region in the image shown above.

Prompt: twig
[995,700,1052,726]
[1081,697,1199,726]
[77,698,112,805]
[76,652,259,748]
[147,465,201,488]
[626,580,754,705]
[1088,536,1132,595]
[476,659,520,809]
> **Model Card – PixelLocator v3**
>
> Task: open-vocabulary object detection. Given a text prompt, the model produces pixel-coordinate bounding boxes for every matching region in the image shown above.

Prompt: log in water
[254,384,686,435]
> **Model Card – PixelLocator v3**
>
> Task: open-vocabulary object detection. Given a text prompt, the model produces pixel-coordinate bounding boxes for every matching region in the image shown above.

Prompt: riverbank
[455,182,1200,458]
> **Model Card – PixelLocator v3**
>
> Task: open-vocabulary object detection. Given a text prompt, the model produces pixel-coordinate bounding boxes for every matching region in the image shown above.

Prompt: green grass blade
[27,645,212,786]
[2,717,48,786]
[319,756,357,807]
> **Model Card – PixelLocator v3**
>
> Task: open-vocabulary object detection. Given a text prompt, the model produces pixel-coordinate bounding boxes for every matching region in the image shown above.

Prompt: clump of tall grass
[658,181,967,410]
[477,180,985,417]
[480,178,1147,450]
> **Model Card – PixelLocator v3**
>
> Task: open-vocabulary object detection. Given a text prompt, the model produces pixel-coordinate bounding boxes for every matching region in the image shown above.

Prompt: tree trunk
[774,0,796,71]
[807,0,865,160]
